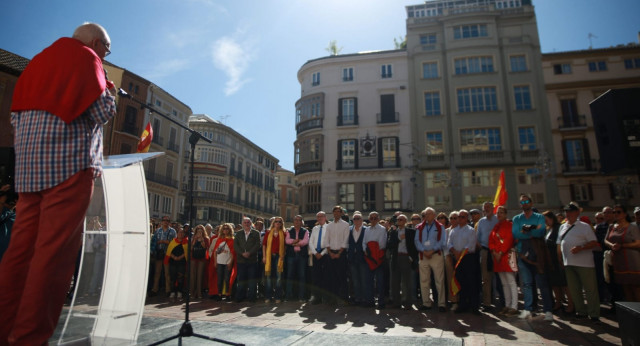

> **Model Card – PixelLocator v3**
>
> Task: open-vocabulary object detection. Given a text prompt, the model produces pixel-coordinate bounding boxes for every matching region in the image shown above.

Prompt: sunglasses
[274,220,283,223]
[411,218,421,221]
[520,200,531,205]
[450,217,458,220]
[353,217,362,220]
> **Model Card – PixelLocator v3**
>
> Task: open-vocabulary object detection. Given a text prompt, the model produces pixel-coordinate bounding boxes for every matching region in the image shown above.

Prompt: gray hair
[72,22,109,45]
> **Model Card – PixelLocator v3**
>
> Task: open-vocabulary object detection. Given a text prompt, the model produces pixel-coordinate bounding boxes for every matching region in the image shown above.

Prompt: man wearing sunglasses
[512,194,547,319]
[0,23,116,345]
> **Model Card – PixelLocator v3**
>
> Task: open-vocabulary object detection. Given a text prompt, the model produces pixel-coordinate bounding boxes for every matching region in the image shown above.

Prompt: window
[420,34,436,45]
[153,194,160,212]
[553,63,572,75]
[362,183,376,212]
[518,127,537,150]
[588,61,607,72]
[624,58,640,69]
[424,91,441,116]
[339,98,357,125]
[380,137,398,168]
[381,64,392,78]
[383,182,401,210]
[571,183,592,202]
[514,85,532,110]
[379,94,397,123]
[454,56,493,74]
[531,192,545,205]
[426,172,449,188]
[422,62,439,78]
[457,87,497,113]
[460,128,502,152]
[162,196,172,214]
[510,55,527,72]
[155,99,162,107]
[123,106,138,135]
[463,170,496,187]
[342,67,354,82]
[427,195,450,206]
[312,72,320,86]
[560,98,584,127]
[517,168,542,185]
[426,132,443,155]
[453,24,488,39]
[338,183,355,212]
[339,139,357,170]
[496,0,522,8]
[563,139,591,171]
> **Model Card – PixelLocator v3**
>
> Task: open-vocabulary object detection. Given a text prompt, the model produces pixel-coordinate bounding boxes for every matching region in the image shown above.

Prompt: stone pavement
[135,296,622,345]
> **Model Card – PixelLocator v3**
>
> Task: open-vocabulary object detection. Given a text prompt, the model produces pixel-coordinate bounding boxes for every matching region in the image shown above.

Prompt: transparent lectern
[56,152,163,345]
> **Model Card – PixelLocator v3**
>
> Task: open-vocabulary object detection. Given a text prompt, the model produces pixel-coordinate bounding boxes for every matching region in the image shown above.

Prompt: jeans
[286,253,307,300]
[265,254,282,300]
[518,258,553,312]
[217,263,232,296]
[349,255,368,304]
[236,262,256,301]
[169,260,186,293]
[365,264,386,306]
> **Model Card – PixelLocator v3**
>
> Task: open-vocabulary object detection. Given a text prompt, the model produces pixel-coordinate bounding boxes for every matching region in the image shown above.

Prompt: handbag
[507,248,518,272]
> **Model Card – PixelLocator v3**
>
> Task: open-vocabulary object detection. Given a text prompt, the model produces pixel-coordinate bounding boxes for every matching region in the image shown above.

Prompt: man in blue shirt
[414,207,446,311]
[447,209,479,314]
[363,211,387,309]
[511,194,548,319]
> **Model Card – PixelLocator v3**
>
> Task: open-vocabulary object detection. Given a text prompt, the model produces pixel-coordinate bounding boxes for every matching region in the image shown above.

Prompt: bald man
[0,22,116,344]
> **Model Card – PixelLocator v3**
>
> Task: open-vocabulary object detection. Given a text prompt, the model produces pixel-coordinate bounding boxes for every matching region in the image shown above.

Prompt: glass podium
[55,152,163,345]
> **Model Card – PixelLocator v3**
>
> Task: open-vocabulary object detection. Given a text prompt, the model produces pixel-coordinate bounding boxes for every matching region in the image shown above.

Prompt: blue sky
[1,0,639,171]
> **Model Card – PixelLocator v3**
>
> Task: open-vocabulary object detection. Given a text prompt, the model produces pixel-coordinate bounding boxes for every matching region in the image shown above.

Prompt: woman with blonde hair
[208,223,236,301]
[189,224,210,299]
[263,217,286,303]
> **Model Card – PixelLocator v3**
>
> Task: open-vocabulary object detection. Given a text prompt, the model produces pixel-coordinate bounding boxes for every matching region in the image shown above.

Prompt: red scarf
[11,37,112,123]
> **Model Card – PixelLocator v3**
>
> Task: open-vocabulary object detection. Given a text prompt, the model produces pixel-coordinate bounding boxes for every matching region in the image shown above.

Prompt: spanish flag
[136,122,153,153]
[450,248,467,297]
[493,170,507,213]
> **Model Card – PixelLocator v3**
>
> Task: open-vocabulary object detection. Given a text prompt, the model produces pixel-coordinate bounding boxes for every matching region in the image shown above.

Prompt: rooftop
[0,48,30,75]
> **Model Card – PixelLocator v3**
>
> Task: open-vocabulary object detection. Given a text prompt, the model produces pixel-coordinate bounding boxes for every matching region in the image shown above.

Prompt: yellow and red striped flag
[449,248,468,297]
[493,170,508,213]
[136,122,153,153]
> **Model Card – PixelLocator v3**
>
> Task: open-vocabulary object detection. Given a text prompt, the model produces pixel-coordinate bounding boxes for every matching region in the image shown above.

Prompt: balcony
[461,151,504,160]
[337,115,358,126]
[193,191,227,201]
[145,171,178,189]
[121,124,139,136]
[152,135,164,146]
[295,161,322,175]
[561,159,599,175]
[377,112,399,124]
[558,115,587,129]
[167,142,180,153]
[296,117,323,134]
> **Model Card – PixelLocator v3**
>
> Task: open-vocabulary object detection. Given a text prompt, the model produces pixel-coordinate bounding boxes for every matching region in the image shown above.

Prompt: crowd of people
[148,195,640,323]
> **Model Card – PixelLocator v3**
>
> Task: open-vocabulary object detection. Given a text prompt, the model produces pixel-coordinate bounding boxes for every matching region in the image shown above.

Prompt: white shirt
[309,223,328,255]
[362,223,387,251]
[557,220,597,267]
[447,224,477,254]
[326,218,350,250]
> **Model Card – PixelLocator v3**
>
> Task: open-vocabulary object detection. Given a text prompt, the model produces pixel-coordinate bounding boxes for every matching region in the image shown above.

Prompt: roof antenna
[588,33,598,49]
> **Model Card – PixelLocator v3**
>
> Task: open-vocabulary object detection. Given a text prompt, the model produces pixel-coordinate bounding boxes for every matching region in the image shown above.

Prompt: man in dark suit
[234,217,261,302]
[387,214,419,309]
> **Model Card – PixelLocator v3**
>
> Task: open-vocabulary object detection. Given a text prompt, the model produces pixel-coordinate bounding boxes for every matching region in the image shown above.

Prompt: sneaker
[451,303,458,311]
[544,311,553,321]
[518,310,531,319]
[275,299,282,304]
[265,299,270,303]
[169,292,176,302]
[177,292,182,299]
[507,308,519,316]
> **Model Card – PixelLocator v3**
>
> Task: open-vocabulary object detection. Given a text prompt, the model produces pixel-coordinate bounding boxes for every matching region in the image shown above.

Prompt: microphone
[118,88,131,99]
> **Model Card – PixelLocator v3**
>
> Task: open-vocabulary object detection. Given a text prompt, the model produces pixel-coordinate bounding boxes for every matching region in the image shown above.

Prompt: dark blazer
[388,226,419,270]
[234,228,261,263]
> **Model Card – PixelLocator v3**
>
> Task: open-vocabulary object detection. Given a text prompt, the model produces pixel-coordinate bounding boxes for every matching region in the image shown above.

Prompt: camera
[522,224,534,233]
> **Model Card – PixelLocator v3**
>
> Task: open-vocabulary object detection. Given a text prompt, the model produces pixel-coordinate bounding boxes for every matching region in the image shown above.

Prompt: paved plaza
[134,296,622,345]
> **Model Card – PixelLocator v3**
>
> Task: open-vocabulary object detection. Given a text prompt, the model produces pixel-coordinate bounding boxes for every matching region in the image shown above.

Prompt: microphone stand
[118,89,242,346]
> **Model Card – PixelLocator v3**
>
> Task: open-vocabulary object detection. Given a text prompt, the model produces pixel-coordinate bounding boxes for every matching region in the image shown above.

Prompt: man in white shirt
[557,201,600,321]
[308,211,328,304]
[326,205,350,304]
[476,202,499,310]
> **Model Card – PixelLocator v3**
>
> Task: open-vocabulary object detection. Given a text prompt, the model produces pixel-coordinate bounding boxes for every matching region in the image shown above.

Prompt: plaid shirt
[11,90,116,193]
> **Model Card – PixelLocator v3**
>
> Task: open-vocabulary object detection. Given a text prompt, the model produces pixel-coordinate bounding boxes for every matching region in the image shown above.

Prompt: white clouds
[211,34,255,96]
[144,58,191,80]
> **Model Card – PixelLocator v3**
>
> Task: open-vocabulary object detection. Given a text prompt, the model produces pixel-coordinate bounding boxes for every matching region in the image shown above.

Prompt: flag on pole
[449,248,468,297]
[493,170,507,213]
[136,122,153,153]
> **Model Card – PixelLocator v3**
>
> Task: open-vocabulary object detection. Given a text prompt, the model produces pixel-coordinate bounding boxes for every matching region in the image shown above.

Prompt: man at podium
[0,22,116,345]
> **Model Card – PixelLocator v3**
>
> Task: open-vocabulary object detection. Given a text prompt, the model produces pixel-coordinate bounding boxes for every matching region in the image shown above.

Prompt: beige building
[275,165,299,224]
[188,114,278,226]
[542,44,640,210]
[295,50,414,220]
[405,0,559,212]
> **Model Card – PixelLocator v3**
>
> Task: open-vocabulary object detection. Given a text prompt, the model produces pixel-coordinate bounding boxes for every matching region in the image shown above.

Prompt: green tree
[325,40,343,56]
[394,36,407,49]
